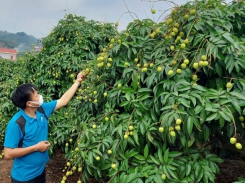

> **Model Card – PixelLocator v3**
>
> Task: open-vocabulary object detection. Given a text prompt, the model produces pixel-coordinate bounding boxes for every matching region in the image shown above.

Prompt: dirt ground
[1,150,245,183]
[0,150,80,183]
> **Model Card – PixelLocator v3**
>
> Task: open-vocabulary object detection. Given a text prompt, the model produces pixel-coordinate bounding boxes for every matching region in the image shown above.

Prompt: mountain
[0,31,41,53]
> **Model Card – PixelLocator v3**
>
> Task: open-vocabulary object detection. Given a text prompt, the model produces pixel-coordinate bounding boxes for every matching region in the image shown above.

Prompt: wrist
[33,144,38,152]
[75,80,81,85]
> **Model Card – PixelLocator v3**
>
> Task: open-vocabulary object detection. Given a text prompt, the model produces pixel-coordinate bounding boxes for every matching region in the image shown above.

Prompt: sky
[0,0,233,39]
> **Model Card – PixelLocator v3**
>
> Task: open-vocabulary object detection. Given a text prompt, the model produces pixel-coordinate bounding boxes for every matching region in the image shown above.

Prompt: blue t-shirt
[4,100,57,181]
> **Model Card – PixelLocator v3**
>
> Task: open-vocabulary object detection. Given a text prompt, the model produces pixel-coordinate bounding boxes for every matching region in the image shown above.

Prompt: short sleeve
[4,121,23,148]
[41,100,57,118]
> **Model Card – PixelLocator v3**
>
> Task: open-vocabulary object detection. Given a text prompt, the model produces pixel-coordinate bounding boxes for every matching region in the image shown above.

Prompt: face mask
[29,95,44,107]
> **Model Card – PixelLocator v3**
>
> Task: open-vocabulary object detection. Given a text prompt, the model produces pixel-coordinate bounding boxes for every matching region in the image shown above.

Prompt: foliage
[234,177,245,183]
[0,58,24,145]
[1,0,245,183]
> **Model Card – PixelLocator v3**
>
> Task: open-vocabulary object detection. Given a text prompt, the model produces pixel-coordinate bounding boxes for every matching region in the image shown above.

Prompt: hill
[0,31,40,53]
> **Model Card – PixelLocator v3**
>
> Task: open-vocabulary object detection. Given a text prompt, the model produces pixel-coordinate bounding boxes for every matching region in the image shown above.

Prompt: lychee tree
[0,15,117,154]
[56,0,245,182]
[63,0,245,182]
[0,58,27,146]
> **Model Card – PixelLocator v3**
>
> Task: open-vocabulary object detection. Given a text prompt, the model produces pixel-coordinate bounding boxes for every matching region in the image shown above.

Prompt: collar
[20,109,37,124]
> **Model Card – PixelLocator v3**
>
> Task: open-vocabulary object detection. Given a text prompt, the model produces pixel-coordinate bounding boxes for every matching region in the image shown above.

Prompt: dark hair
[11,83,38,109]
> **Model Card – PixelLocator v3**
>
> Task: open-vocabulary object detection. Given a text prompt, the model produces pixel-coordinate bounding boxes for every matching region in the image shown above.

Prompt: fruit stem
[186,18,198,39]
[223,77,245,82]
[191,36,206,69]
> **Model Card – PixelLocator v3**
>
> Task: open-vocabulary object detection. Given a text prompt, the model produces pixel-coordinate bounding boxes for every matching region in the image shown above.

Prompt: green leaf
[164,148,169,163]
[203,125,210,141]
[167,166,179,180]
[225,54,235,73]
[108,169,118,177]
[222,32,234,44]
[190,92,204,104]
[205,103,213,111]
[192,85,207,92]
[204,171,215,183]
[206,113,217,121]
[180,135,187,146]
[178,86,191,91]
[136,108,142,116]
[140,122,146,135]
[139,95,151,101]
[230,91,245,101]
[86,165,93,176]
[149,108,158,122]
[134,154,146,161]
[190,96,196,106]
[186,163,192,176]
[195,163,203,182]
[133,131,140,145]
[88,151,93,165]
[125,173,139,183]
[147,131,154,142]
[150,155,161,165]
[120,101,129,107]
[194,162,201,178]
[126,150,138,159]
[160,105,172,111]
[145,73,156,87]
[194,21,204,31]
[132,71,138,90]
[118,124,123,137]
[143,144,149,158]
[193,35,203,47]
[219,117,225,127]
[157,148,163,163]
[231,100,241,114]
[163,165,171,179]
[215,63,222,76]
[139,102,149,111]
[113,44,121,54]
[92,149,102,156]
[122,42,129,49]
[219,110,231,122]
[168,151,182,158]
[138,88,152,93]
[101,163,112,170]
[194,105,204,114]
[97,168,102,177]
[188,133,195,147]
[208,157,223,163]
[178,98,190,108]
[187,117,193,135]
[122,87,135,93]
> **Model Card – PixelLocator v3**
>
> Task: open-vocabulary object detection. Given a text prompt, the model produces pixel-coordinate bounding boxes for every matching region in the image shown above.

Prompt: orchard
[1,0,245,183]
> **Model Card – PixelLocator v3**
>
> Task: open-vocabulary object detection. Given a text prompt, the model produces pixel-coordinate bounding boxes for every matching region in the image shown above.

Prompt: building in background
[34,45,42,52]
[0,47,18,61]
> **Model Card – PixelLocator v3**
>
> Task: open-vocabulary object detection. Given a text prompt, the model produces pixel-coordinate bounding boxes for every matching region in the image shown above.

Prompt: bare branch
[122,0,135,20]
[141,0,178,7]
[117,12,139,23]
[142,0,179,23]
[156,8,172,23]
